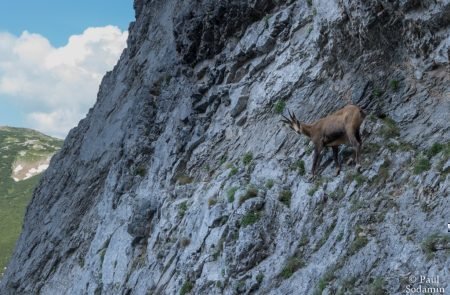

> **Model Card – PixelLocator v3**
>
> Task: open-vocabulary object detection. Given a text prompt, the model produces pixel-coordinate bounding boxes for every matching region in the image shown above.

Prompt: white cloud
[0,26,128,138]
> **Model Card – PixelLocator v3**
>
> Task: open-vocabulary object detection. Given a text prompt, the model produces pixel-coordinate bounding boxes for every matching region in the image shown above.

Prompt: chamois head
[281,110,306,136]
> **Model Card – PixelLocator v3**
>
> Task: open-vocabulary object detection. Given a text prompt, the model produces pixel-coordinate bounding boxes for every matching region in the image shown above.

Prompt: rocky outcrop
[1,0,449,294]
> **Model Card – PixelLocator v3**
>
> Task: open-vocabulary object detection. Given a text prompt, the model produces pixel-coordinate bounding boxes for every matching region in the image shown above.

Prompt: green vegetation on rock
[0,127,62,274]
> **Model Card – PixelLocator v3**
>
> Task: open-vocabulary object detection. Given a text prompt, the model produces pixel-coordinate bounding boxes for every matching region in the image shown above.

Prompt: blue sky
[0,1,134,137]
[0,0,134,47]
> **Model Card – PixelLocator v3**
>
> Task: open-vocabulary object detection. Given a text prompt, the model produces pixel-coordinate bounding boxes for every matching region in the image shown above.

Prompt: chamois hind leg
[354,128,362,164]
[332,146,341,176]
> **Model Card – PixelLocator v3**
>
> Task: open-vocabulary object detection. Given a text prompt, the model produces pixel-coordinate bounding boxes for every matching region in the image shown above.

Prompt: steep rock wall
[2,0,449,294]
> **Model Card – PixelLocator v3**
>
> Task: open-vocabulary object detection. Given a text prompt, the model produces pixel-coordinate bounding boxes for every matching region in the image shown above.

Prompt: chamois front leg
[332,146,341,176]
[346,128,362,171]
[311,146,323,178]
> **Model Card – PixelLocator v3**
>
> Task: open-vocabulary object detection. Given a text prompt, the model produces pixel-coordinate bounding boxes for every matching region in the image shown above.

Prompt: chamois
[281,104,366,177]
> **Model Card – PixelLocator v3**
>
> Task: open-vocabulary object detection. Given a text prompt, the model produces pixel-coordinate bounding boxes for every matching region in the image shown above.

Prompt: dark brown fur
[282,104,366,176]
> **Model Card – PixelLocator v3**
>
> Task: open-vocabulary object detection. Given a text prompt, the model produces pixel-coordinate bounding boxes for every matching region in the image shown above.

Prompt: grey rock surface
[1,0,449,294]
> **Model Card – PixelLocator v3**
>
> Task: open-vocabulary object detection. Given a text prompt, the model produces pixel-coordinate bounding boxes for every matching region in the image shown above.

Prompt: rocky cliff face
[1,0,449,294]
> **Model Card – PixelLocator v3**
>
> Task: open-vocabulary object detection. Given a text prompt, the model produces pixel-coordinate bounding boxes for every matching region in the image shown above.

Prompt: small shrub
[227,187,238,203]
[299,236,309,247]
[212,250,221,261]
[398,141,415,151]
[241,211,261,227]
[348,226,368,256]
[363,142,381,154]
[338,277,357,294]
[280,256,305,279]
[135,165,147,177]
[421,234,450,260]
[265,179,274,189]
[177,174,194,185]
[426,143,444,158]
[242,152,253,166]
[350,199,365,212]
[180,281,194,295]
[308,185,318,196]
[389,80,399,91]
[239,187,258,205]
[219,154,227,165]
[413,156,431,174]
[263,15,269,28]
[314,271,335,295]
[371,158,390,185]
[336,231,344,242]
[368,277,387,295]
[278,190,292,207]
[236,280,245,292]
[99,249,106,264]
[208,198,218,208]
[329,188,344,201]
[348,235,368,256]
[291,160,306,176]
[316,221,337,249]
[273,100,286,114]
[444,142,450,157]
[354,173,367,186]
[372,88,383,97]
[178,201,189,217]
[256,272,264,284]
[306,0,313,7]
[180,238,190,247]
[225,163,238,176]
[379,117,400,138]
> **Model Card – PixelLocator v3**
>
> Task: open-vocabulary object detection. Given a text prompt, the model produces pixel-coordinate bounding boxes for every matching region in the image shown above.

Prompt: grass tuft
[290,160,306,176]
[177,174,194,185]
[178,201,189,217]
[389,80,399,91]
[208,198,218,208]
[265,179,274,189]
[278,190,292,207]
[256,272,264,284]
[242,152,253,166]
[227,187,238,203]
[239,187,258,205]
[180,281,194,295]
[426,143,444,158]
[273,100,286,114]
[421,234,450,260]
[280,256,305,279]
[241,211,262,227]
[413,156,431,174]
[348,226,368,256]
[379,117,400,138]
